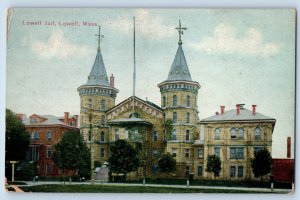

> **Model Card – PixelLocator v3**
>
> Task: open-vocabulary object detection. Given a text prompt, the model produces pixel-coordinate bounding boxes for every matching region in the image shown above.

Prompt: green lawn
[19,184,273,193]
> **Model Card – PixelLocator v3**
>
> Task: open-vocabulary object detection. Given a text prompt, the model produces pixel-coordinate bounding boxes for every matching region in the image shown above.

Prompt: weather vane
[95,26,104,50]
[175,20,187,45]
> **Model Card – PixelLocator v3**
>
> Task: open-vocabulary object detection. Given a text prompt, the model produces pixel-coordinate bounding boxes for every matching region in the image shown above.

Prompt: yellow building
[78,24,276,181]
[199,104,276,180]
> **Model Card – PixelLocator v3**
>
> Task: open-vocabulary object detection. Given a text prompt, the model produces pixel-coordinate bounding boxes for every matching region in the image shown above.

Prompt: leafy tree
[108,140,140,182]
[251,148,272,180]
[53,130,90,181]
[157,153,176,173]
[206,155,221,178]
[164,119,173,141]
[5,109,30,161]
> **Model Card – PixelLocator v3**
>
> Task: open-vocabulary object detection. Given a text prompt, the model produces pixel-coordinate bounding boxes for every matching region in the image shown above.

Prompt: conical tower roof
[166,44,192,81]
[85,48,110,86]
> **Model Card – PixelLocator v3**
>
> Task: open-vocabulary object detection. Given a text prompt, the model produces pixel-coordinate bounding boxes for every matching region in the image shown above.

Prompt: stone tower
[158,20,200,178]
[77,27,119,162]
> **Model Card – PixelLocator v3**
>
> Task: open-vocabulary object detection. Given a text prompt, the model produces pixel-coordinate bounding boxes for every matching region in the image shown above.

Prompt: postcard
[5,8,295,193]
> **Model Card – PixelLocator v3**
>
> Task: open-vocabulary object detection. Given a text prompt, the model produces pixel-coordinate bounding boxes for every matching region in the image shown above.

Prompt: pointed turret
[85,48,110,86]
[167,44,192,81]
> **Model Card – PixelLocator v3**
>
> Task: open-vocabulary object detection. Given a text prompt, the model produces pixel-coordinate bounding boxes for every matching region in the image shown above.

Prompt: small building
[200,104,276,180]
[19,112,79,177]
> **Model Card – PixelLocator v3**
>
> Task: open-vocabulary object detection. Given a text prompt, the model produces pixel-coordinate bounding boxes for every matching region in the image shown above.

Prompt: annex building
[77,23,276,181]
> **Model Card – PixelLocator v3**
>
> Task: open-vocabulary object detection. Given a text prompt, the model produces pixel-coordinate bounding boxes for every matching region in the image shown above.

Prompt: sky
[6,8,295,158]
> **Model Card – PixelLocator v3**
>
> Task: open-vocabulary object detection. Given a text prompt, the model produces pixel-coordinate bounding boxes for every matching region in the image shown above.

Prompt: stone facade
[78,27,276,181]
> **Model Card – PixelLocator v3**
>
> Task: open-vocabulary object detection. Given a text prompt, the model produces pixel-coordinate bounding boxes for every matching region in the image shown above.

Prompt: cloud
[106,9,175,39]
[190,23,280,57]
[31,30,90,59]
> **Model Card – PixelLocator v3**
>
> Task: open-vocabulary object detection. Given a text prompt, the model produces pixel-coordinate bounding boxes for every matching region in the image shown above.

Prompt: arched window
[214,128,221,139]
[101,99,105,111]
[100,131,105,142]
[230,128,236,139]
[173,95,177,106]
[187,95,190,107]
[163,96,166,107]
[172,129,177,140]
[238,128,244,139]
[173,112,177,123]
[255,127,261,139]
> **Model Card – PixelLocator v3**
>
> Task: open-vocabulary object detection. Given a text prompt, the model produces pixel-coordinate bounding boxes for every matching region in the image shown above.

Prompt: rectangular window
[115,129,119,140]
[163,96,166,107]
[152,149,158,157]
[185,149,189,158]
[124,129,129,139]
[47,147,52,158]
[172,130,177,140]
[100,148,105,157]
[47,131,52,141]
[173,112,177,123]
[230,147,244,159]
[172,148,177,157]
[152,165,158,174]
[187,95,190,107]
[230,166,236,177]
[153,131,158,141]
[237,147,244,159]
[198,165,203,176]
[186,112,190,123]
[198,148,203,158]
[100,115,105,125]
[185,166,190,175]
[238,166,243,177]
[214,146,220,157]
[186,130,190,141]
[254,146,262,154]
[101,132,105,142]
[46,164,51,174]
[88,131,91,141]
[134,129,138,140]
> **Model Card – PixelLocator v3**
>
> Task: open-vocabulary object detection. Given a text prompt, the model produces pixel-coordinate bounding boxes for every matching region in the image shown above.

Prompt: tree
[164,119,173,141]
[206,155,221,178]
[157,153,176,177]
[251,148,272,180]
[5,109,30,161]
[53,130,90,181]
[5,109,30,181]
[108,140,140,182]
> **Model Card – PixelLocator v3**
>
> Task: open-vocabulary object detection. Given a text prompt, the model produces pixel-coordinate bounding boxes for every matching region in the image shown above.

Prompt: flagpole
[132,17,136,117]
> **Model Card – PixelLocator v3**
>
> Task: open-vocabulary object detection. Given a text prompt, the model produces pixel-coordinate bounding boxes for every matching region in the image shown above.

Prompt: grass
[19,184,275,193]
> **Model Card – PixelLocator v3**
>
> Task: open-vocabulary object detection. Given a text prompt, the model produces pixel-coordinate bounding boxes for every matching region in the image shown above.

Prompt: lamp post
[10,161,18,182]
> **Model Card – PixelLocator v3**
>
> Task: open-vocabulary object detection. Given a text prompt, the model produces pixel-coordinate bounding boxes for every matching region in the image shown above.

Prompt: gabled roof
[201,108,276,123]
[166,44,192,81]
[23,114,77,128]
[106,96,163,114]
[84,49,110,87]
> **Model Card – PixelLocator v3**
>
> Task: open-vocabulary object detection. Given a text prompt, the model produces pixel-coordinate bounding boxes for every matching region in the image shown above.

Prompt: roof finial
[95,26,104,51]
[175,20,187,45]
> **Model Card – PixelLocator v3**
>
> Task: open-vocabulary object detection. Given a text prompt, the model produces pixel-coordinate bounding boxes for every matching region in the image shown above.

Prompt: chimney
[236,104,240,115]
[110,74,115,87]
[215,111,219,115]
[74,115,78,128]
[252,105,257,116]
[287,137,291,158]
[64,112,69,125]
[220,106,225,115]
